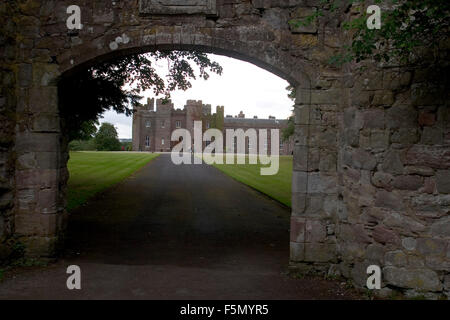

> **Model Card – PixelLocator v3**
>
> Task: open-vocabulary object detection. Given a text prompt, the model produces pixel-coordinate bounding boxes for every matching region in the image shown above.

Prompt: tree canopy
[94,123,121,151]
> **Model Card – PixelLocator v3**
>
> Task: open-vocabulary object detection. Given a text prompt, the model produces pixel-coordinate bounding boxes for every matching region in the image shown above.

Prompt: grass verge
[210,155,293,207]
[67,152,159,210]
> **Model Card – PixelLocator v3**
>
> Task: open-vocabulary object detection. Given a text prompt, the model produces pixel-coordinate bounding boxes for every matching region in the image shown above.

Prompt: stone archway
[9,0,343,267]
[2,0,448,296]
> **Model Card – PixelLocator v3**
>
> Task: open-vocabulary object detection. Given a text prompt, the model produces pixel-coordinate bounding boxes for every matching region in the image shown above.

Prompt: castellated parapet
[132,98,293,155]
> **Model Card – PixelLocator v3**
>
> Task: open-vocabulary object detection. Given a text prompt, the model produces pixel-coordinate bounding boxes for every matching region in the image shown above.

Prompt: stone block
[36,152,59,170]
[436,170,450,194]
[295,89,311,105]
[307,173,337,194]
[18,64,32,87]
[430,217,450,237]
[292,171,307,193]
[392,175,423,191]
[291,192,306,215]
[371,172,393,189]
[372,90,394,106]
[290,217,305,242]
[339,223,371,244]
[18,153,37,170]
[32,63,59,87]
[304,243,337,262]
[346,148,377,170]
[289,16,317,34]
[362,109,384,129]
[29,86,58,113]
[383,266,442,292]
[381,150,404,174]
[293,125,308,146]
[405,145,450,170]
[365,243,385,264]
[386,105,417,129]
[15,213,56,236]
[290,242,305,261]
[319,150,336,172]
[391,128,419,145]
[383,70,412,90]
[374,190,405,211]
[16,132,60,152]
[404,166,434,177]
[416,238,447,256]
[32,113,60,133]
[344,128,359,147]
[305,219,327,243]
[418,112,436,126]
[293,145,308,171]
[370,129,389,150]
[385,250,407,267]
[421,127,443,145]
[22,236,58,258]
[339,241,366,260]
[344,107,363,130]
[310,89,340,105]
[373,225,400,245]
[38,189,58,214]
[294,104,310,125]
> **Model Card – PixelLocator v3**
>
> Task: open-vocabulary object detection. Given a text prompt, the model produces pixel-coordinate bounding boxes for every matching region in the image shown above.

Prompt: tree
[59,51,223,141]
[69,139,96,151]
[94,123,121,151]
[282,116,295,142]
[290,0,449,65]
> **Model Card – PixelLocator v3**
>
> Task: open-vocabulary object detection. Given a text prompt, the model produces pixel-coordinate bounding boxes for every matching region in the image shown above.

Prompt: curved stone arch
[57,29,313,89]
[9,0,341,291]
[2,0,448,297]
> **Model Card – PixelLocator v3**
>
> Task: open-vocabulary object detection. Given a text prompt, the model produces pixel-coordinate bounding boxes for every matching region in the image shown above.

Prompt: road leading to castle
[0,154,359,299]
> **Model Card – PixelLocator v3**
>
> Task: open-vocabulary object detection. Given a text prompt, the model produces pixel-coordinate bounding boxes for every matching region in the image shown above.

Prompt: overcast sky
[99,54,294,139]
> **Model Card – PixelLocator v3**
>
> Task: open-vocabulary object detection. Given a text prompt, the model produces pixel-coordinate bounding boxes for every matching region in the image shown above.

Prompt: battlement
[156,98,174,111]
[202,104,211,115]
[186,100,203,106]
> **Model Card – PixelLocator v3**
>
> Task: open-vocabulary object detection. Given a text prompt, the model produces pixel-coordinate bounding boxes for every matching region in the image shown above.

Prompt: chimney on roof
[253,116,258,119]
[269,116,275,120]
[238,111,245,118]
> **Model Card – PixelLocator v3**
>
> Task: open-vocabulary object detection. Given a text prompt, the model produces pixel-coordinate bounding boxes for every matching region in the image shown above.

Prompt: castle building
[132,98,294,155]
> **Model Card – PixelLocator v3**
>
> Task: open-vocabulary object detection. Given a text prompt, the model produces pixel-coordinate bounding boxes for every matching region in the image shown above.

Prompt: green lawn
[67,152,159,211]
[211,156,293,207]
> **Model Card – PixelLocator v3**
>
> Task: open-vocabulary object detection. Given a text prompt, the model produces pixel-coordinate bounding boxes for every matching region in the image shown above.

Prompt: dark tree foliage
[59,51,223,141]
[282,116,295,142]
[94,123,121,151]
[290,0,450,65]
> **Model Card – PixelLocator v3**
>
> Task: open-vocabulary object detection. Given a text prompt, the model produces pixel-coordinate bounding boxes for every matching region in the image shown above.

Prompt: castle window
[161,120,165,128]
[280,139,284,147]
[176,120,181,128]
[206,122,210,129]
[145,136,150,147]
[146,121,151,128]
[161,138,165,145]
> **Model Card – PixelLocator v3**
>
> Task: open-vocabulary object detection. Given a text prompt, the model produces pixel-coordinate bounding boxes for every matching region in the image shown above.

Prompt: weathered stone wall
[0,0,448,297]
[0,2,18,261]
[334,59,450,297]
